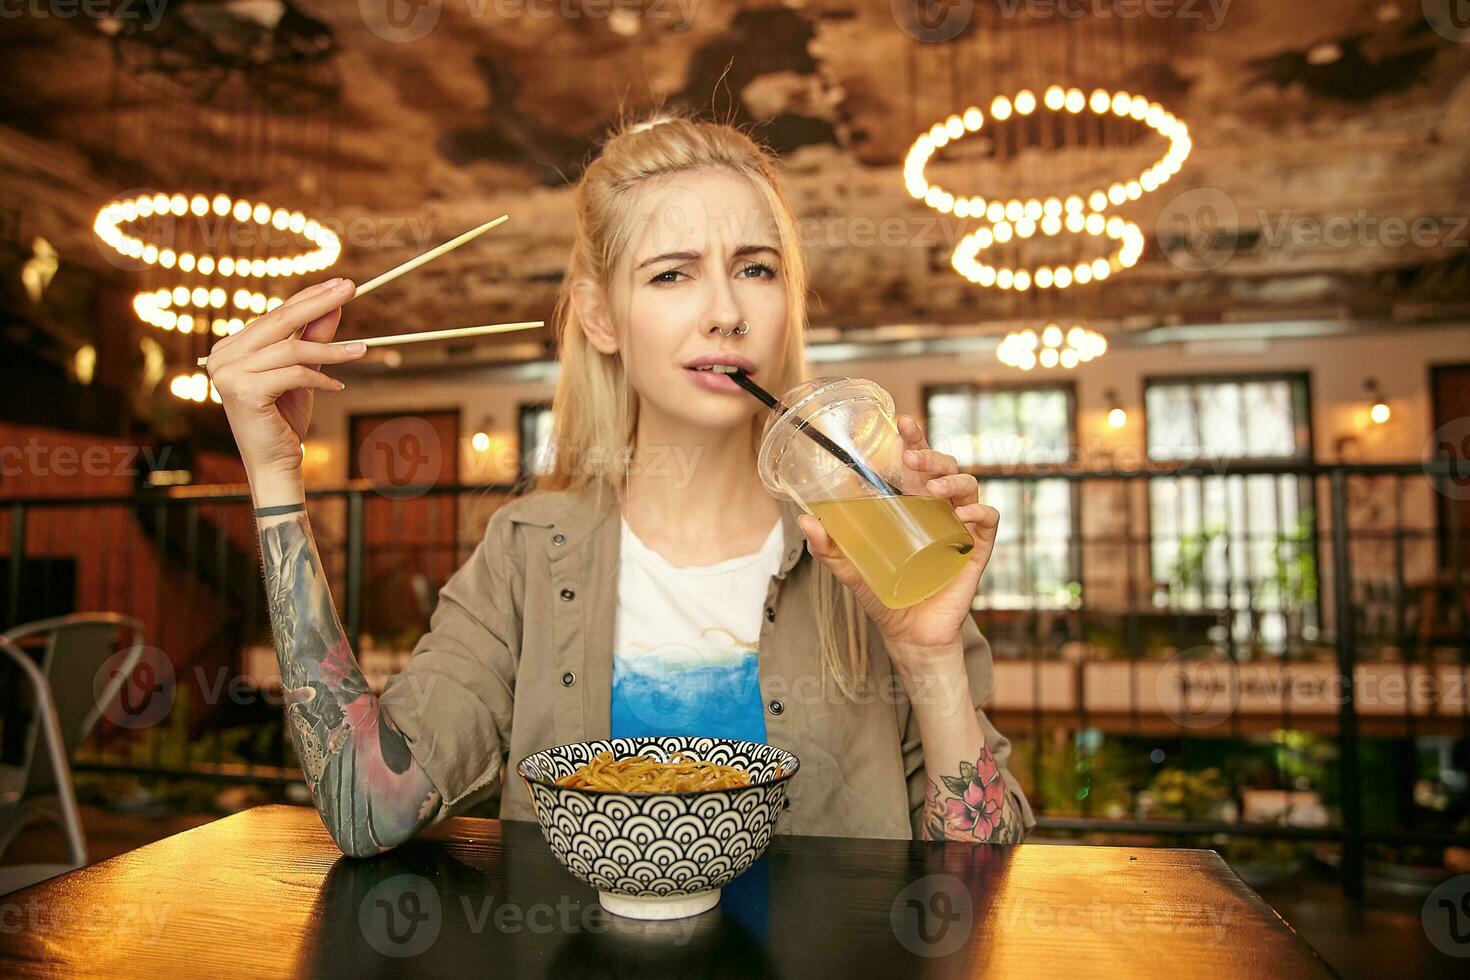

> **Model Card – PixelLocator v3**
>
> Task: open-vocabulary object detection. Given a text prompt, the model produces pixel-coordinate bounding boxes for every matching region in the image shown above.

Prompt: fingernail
[345,342,367,354]
[334,378,345,390]
[332,278,354,292]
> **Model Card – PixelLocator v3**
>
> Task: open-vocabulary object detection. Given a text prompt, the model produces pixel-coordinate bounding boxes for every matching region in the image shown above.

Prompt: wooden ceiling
[3,0,1468,366]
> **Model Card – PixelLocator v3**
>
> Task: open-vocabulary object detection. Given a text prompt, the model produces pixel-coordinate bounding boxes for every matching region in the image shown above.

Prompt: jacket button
[552,532,566,545]
[765,606,776,622]
[560,588,575,601]
[561,671,576,687]
[768,699,784,715]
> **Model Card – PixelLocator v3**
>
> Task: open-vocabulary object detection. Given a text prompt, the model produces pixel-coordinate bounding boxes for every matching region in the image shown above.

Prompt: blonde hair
[539,111,870,699]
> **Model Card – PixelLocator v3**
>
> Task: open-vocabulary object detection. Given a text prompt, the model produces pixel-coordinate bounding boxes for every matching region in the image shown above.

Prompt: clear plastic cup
[756,377,973,608]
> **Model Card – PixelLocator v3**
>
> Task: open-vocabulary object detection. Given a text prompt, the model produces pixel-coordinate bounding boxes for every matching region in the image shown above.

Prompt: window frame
[1139,371,1320,637]
[516,400,555,485]
[922,380,1080,609]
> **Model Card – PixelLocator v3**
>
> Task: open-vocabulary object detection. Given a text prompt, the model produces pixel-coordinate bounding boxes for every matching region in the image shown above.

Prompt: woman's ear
[572,278,619,355]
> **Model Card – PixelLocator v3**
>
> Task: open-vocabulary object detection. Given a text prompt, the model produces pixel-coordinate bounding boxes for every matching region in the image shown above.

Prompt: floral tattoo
[923,746,1024,842]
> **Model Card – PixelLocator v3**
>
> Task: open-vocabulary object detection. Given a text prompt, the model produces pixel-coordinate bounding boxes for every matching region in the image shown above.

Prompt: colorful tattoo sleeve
[922,745,1027,843]
[260,513,441,857]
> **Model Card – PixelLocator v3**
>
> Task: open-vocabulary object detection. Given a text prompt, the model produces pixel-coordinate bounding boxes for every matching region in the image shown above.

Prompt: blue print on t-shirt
[610,645,767,744]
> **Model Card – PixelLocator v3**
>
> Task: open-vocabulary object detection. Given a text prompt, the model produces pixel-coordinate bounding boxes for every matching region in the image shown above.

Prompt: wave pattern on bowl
[517,736,798,898]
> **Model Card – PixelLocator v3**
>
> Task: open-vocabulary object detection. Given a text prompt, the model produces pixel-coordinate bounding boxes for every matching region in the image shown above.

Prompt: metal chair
[0,614,145,895]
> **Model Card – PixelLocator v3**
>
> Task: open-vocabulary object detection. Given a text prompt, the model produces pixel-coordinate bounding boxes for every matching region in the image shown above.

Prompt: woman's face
[594,168,790,435]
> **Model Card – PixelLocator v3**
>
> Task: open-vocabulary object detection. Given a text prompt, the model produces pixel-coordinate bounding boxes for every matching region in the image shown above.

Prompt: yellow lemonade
[808,494,973,608]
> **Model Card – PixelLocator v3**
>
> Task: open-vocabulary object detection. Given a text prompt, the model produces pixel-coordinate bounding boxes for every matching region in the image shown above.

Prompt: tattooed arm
[896,619,1033,844]
[259,511,442,858]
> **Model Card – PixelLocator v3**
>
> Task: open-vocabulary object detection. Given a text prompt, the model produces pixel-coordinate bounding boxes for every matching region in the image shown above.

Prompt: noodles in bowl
[517,736,800,921]
[554,750,779,793]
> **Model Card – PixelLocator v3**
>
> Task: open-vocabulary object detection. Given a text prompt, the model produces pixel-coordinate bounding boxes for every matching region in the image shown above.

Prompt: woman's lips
[684,367,743,392]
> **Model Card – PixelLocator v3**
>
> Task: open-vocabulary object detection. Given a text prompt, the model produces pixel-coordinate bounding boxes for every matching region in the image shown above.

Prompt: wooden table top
[0,804,1331,978]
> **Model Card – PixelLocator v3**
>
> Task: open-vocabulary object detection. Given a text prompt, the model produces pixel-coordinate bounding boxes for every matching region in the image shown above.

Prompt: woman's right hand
[207,277,367,501]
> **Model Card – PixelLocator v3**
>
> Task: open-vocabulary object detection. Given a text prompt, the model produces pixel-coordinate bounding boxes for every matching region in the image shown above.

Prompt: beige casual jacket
[379,486,1035,840]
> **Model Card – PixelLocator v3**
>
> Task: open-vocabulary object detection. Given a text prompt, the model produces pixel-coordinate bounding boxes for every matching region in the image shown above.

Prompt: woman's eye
[650,269,684,284]
[740,262,777,279]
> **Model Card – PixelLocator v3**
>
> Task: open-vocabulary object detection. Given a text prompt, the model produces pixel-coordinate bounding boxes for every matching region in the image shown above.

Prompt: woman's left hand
[797,414,1000,666]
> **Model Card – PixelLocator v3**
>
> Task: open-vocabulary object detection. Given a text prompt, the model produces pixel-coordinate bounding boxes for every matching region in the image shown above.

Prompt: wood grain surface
[0,804,1332,978]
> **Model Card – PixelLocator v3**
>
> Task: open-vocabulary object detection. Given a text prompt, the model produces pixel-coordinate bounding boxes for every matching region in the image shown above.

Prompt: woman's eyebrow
[635,244,780,270]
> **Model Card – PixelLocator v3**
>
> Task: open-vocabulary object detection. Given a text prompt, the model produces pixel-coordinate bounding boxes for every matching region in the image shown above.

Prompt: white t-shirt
[610,515,784,744]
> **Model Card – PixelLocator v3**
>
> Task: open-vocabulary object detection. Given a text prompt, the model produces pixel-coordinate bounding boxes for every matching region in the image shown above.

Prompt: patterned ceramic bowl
[516,736,800,920]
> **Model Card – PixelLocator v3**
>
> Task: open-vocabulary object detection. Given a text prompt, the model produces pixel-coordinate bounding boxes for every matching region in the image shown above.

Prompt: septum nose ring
[717,321,750,337]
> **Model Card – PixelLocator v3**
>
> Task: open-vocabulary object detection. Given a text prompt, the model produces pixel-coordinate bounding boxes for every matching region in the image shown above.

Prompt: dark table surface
[0,804,1332,978]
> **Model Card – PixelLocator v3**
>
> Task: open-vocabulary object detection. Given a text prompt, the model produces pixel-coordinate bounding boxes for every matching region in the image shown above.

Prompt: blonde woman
[208,114,1034,858]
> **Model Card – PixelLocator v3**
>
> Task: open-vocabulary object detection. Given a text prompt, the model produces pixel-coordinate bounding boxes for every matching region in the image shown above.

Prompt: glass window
[926,385,1076,609]
[518,403,556,480]
[1145,376,1315,650]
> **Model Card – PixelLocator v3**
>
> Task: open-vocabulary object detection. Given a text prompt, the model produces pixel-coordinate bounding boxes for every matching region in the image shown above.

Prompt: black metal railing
[3,459,1467,896]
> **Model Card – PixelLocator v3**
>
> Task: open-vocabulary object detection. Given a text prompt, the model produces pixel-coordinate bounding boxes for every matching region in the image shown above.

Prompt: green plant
[1264,511,1318,611]
[1140,767,1229,822]
[1007,732,1141,818]
[1169,524,1225,600]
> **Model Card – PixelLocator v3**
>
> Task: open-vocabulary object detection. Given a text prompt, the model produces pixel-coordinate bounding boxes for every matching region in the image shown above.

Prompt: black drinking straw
[725,369,904,497]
